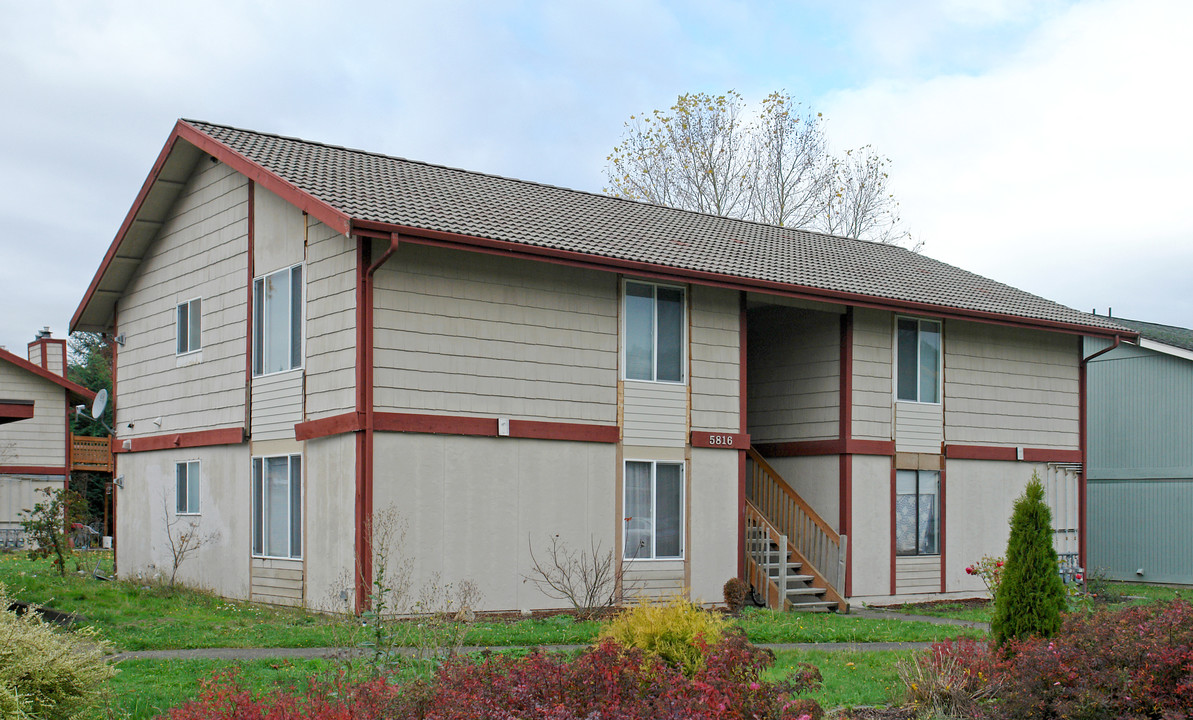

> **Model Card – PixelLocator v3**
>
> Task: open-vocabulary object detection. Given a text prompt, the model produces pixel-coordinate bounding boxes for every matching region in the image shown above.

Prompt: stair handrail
[745,448,848,611]
[746,448,839,543]
[743,503,790,611]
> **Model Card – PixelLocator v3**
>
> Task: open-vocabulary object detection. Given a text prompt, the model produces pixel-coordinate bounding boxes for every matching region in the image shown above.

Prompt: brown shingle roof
[185,120,1126,333]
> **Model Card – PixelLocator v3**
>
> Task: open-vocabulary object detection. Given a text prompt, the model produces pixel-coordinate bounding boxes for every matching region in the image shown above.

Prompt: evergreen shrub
[991,473,1066,646]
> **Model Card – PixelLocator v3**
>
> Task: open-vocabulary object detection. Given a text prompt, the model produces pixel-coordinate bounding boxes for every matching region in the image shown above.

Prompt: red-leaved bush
[167,631,823,720]
[995,598,1193,719]
[899,636,1001,718]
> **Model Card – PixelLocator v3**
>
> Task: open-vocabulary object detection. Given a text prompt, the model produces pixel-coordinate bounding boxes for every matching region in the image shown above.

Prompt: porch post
[838,307,854,598]
[738,291,748,579]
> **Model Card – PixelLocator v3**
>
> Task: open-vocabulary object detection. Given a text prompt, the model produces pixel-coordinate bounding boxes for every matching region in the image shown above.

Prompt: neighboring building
[1085,317,1193,585]
[71,119,1132,612]
[0,329,97,547]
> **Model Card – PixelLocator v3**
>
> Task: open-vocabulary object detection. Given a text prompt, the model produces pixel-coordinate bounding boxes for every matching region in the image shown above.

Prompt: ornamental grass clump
[599,595,731,675]
[0,582,116,719]
[991,473,1066,646]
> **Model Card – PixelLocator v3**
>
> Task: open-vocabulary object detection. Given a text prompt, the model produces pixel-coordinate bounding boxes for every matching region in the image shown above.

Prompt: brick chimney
[28,327,66,377]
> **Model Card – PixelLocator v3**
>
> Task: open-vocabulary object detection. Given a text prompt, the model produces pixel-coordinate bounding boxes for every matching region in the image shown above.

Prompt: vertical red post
[839,307,854,597]
[737,292,748,578]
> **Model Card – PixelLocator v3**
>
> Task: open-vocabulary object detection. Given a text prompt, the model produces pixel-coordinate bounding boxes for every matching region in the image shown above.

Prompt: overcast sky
[1,0,1189,354]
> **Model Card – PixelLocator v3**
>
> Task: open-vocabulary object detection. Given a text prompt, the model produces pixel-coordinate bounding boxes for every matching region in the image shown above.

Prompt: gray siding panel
[747,306,839,443]
[852,308,893,441]
[690,286,740,433]
[304,221,356,420]
[115,161,248,437]
[0,365,66,467]
[1088,479,1193,584]
[1086,340,1193,477]
[944,321,1078,449]
[373,245,618,423]
[250,371,303,441]
[622,382,688,446]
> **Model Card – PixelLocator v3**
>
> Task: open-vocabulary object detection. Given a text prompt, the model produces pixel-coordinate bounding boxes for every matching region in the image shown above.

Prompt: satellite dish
[92,389,108,420]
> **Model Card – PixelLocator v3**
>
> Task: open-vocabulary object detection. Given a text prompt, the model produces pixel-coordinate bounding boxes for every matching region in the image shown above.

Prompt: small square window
[176,460,201,514]
[176,298,202,354]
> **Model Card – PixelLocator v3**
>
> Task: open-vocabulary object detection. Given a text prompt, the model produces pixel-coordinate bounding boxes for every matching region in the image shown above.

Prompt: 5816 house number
[707,434,735,446]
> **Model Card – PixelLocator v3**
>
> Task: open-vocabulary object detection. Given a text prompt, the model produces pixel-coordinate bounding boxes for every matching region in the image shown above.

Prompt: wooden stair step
[786,586,826,596]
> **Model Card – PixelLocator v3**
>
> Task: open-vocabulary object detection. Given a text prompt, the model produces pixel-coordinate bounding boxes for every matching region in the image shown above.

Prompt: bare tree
[160,495,219,588]
[819,146,916,248]
[606,91,753,218]
[748,92,832,229]
[605,90,915,247]
[523,533,638,620]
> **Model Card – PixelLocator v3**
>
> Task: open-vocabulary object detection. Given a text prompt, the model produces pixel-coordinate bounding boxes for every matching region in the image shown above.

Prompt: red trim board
[944,444,1082,463]
[0,466,69,476]
[754,438,897,457]
[113,428,244,453]
[737,292,748,580]
[296,410,620,444]
[0,401,35,423]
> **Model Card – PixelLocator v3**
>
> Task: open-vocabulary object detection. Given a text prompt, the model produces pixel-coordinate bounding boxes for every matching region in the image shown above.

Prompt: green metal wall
[1084,338,1193,584]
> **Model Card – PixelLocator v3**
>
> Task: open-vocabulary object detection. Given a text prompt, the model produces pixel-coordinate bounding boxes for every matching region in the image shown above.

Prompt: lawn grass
[738,606,983,643]
[1,552,980,651]
[882,599,994,623]
[767,649,911,710]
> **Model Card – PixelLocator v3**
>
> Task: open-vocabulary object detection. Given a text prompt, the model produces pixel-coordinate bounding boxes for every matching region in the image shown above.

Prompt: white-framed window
[175,460,200,514]
[623,460,684,560]
[251,454,302,559]
[895,469,940,556]
[176,298,202,355]
[896,317,941,403]
[624,280,686,383]
[253,265,303,376]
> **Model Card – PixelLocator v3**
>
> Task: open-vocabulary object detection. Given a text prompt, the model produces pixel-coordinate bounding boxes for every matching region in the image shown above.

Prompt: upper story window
[175,460,200,514]
[896,318,941,403]
[176,298,201,355]
[253,265,302,376]
[624,281,685,383]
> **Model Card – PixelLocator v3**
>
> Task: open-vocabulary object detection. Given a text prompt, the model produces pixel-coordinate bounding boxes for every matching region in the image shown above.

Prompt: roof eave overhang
[71,120,352,334]
[353,218,1136,340]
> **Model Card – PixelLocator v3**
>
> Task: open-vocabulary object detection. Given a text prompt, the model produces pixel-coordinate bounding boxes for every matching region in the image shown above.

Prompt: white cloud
[820,0,1193,326]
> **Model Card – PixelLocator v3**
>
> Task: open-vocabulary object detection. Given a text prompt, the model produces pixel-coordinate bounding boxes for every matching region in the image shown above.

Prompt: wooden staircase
[745,448,848,612]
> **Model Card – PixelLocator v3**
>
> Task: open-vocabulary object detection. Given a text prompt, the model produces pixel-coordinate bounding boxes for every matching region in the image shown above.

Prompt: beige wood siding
[250,371,302,441]
[944,322,1079,448]
[747,306,839,443]
[622,381,688,446]
[304,222,356,420]
[253,185,306,275]
[372,244,618,423]
[1,475,65,532]
[27,345,41,368]
[0,364,66,467]
[895,402,944,453]
[251,557,304,606]
[690,287,740,433]
[852,308,893,441]
[114,161,248,437]
[623,560,686,600]
[896,555,940,594]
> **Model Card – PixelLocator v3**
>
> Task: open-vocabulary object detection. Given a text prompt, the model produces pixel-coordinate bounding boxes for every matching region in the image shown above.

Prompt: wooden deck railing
[745,447,847,610]
[71,434,113,473]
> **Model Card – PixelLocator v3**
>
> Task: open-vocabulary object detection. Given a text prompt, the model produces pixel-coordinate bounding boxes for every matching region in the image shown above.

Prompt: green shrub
[0,582,116,719]
[991,473,1066,646]
[598,595,730,675]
